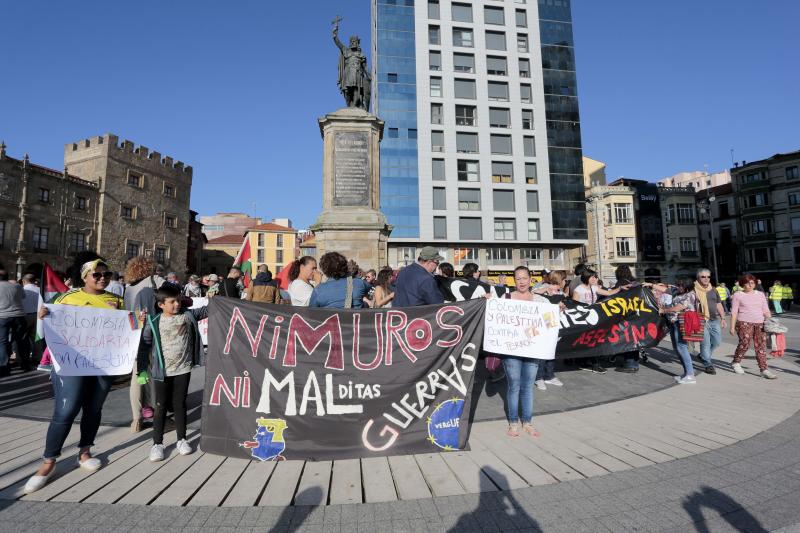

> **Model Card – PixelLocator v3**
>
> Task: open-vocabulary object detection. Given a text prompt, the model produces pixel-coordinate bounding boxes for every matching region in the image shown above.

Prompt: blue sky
[1,1,797,229]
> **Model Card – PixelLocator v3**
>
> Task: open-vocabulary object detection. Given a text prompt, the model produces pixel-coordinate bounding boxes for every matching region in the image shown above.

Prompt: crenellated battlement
[65,133,193,178]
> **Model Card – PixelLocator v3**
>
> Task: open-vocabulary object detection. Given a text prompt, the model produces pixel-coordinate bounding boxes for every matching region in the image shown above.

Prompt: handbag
[678,310,705,343]
[485,356,502,372]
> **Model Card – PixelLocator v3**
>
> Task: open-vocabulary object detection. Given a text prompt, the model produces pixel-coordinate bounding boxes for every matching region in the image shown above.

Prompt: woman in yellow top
[25,257,125,494]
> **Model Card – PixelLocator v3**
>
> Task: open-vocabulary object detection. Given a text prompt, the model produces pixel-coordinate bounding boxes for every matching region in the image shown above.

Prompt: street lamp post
[699,187,720,283]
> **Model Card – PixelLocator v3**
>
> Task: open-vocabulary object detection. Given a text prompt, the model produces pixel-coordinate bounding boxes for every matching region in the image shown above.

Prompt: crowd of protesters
[0,248,791,493]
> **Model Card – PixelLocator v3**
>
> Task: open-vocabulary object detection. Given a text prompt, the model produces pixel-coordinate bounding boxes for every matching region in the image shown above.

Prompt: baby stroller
[764,317,788,357]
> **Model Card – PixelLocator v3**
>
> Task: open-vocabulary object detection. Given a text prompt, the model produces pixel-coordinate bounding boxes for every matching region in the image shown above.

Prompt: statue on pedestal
[332,16,371,112]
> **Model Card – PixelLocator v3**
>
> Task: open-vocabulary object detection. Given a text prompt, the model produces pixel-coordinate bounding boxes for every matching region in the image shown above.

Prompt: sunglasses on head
[90,272,113,281]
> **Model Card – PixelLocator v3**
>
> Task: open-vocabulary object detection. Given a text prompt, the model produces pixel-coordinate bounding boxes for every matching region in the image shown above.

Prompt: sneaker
[36,363,53,372]
[761,369,778,380]
[24,468,55,494]
[544,377,564,387]
[674,375,697,385]
[176,439,193,456]
[704,366,716,375]
[535,379,547,391]
[149,444,165,462]
[78,455,101,471]
[592,364,607,374]
[731,363,745,375]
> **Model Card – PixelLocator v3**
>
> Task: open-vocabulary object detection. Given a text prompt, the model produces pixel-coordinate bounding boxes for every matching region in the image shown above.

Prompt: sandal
[522,424,540,438]
[507,423,520,438]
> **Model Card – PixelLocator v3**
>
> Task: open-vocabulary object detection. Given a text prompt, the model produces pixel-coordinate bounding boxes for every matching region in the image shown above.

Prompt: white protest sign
[483,298,561,360]
[43,304,141,376]
[191,297,209,346]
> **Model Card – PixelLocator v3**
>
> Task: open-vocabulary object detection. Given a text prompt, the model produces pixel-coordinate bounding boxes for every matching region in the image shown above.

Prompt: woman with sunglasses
[729,274,776,379]
[25,256,125,493]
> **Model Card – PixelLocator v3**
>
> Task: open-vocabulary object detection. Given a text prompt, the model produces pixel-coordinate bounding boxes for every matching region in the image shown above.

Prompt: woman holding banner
[659,278,698,384]
[25,257,125,494]
[572,270,624,373]
[502,266,550,438]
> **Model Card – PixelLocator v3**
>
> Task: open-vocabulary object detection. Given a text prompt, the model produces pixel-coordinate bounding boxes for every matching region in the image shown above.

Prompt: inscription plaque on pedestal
[333,131,370,207]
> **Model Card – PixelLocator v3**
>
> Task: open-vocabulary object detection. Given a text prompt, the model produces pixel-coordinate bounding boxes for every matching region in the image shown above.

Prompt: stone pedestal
[310,107,392,270]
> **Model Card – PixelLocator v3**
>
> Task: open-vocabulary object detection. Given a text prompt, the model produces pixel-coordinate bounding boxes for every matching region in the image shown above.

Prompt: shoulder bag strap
[344,277,353,309]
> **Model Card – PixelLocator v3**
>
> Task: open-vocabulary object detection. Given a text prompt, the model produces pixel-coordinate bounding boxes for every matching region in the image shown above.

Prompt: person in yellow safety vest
[716,282,730,312]
[768,280,783,314]
[782,283,794,312]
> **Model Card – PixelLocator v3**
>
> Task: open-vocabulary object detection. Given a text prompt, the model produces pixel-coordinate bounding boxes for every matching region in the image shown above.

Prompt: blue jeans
[43,372,115,459]
[535,359,555,381]
[502,356,539,424]
[0,316,31,369]
[670,322,694,377]
[699,318,722,367]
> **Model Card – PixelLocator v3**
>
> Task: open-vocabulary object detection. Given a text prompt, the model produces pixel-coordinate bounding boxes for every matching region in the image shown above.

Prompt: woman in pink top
[729,273,775,379]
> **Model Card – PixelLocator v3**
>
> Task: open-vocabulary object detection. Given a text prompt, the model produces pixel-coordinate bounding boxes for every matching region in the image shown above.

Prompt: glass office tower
[373,0,587,271]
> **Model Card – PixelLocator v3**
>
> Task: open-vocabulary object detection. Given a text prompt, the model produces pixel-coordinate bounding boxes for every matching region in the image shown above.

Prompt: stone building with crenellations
[0,134,194,276]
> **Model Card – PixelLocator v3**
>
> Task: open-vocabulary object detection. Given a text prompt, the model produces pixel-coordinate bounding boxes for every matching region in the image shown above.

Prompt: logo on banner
[427,398,465,450]
[240,418,288,461]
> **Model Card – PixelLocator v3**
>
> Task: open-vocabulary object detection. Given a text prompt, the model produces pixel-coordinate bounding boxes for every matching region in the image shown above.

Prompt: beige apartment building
[658,169,730,192]
[585,184,637,285]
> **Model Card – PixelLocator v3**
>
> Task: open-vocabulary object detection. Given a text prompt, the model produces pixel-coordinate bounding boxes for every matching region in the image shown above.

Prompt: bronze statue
[332,16,371,111]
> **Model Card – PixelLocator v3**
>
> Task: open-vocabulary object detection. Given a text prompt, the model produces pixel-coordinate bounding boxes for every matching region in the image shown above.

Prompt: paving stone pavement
[3,406,800,532]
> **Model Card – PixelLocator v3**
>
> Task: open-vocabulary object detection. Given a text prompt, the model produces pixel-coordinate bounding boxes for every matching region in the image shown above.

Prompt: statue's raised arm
[332,16,371,111]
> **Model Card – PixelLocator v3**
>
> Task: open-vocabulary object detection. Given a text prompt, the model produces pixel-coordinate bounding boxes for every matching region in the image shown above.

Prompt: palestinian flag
[35,263,69,342]
[233,237,252,288]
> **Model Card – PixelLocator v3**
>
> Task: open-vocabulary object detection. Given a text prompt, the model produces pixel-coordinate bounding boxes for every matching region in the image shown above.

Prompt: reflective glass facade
[373,0,420,238]
[538,0,588,240]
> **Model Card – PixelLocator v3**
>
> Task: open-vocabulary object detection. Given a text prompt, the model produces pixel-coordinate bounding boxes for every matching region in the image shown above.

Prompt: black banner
[201,298,485,461]
[557,286,666,359]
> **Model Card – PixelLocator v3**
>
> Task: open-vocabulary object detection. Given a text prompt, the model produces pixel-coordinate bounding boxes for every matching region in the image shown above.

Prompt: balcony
[739,179,770,191]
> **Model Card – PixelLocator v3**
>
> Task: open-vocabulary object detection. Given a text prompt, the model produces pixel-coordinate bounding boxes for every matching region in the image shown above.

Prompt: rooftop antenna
[730,148,735,168]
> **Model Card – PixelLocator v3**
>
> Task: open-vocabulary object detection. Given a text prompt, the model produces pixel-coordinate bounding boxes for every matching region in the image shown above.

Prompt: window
[459,217,482,240]
[490,134,512,155]
[742,171,765,184]
[398,247,417,264]
[614,203,632,223]
[520,84,532,103]
[492,162,513,183]
[453,53,475,73]
[76,196,87,210]
[408,128,417,139]
[121,204,136,219]
[277,234,284,247]
[527,219,540,240]
[39,188,50,203]
[430,77,442,97]
[718,200,730,217]
[431,103,443,124]
[519,58,530,78]
[433,216,447,239]
[549,248,564,262]
[454,247,479,266]
[33,227,49,252]
[486,56,507,76]
[124,241,141,259]
[70,232,86,253]
[748,247,776,263]
[489,247,513,263]
[257,249,265,263]
[429,26,441,45]
[494,219,516,240]
[522,109,534,130]
[748,219,773,235]
[155,246,167,264]
[388,128,399,138]
[277,249,284,263]
[431,131,444,152]
[162,183,175,198]
[523,136,536,157]
[458,160,479,182]
[127,170,143,187]
[429,51,441,71]
[164,213,177,228]
[787,166,799,180]
[525,163,537,184]
[485,31,506,51]
[387,73,398,83]
[792,217,800,235]
[526,191,539,212]
[456,132,478,153]
[615,237,633,257]
[488,81,509,101]
[432,159,445,181]
[0,221,4,248]
[452,28,473,47]
[515,9,528,27]
[458,188,481,210]
[489,108,510,128]
[433,187,446,210]
[428,0,439,18]
[493,189,515,211]
[454,79,476,99]
[743,192,769,208]
[516,34,529,52]
[452,3,472,22]
[455,104,476,125]
[258,233,265,247]
[789,192,800,206]
[521,248,542,262]
[484,6,504,25]
[676,203,695,224]
[680,238,698,257]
